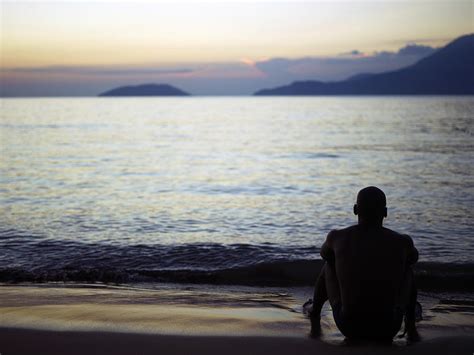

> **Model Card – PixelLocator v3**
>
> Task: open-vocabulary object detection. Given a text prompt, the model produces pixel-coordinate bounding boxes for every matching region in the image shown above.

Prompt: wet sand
[2,328,474,355]
[0,284,473,354]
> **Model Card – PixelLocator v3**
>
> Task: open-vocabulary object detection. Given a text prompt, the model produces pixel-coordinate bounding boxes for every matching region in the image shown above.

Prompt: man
[309,186,420,342]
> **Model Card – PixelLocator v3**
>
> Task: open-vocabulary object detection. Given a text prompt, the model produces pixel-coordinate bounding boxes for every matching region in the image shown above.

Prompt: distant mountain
[99,84,190,96]
[345,73,375,81]
[254,34,474,95]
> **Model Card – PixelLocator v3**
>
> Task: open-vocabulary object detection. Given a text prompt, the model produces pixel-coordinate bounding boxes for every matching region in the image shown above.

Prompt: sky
[1,0,472,96]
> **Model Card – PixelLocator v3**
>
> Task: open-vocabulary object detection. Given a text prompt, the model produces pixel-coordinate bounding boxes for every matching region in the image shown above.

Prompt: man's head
[353,186,387,226]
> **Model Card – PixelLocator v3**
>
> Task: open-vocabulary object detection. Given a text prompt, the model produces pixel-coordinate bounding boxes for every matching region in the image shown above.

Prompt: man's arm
[405,235,419,266]
[309,230,337,325]
[320,230,336,266]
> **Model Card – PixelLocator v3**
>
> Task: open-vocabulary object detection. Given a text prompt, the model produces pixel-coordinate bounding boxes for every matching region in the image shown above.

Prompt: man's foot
[304,298,324,338]
[405,322,421,344]
[309,316,322,338]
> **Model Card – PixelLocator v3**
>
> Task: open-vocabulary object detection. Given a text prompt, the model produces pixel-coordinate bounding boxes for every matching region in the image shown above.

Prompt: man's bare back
[321,225,418,316]
[310,186,420,342]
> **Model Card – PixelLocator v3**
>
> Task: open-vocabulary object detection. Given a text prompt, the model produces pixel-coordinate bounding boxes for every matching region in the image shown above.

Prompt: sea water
[0,96,473,283]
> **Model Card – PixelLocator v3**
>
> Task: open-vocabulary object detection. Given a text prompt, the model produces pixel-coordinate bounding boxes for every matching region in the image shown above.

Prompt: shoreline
[2,260,473,291]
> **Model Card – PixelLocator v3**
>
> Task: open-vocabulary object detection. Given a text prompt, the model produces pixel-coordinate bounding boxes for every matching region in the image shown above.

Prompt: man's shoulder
[321,226,356,260]
[382,227,418,263]
[327,225,358,239]
[382,227,414,244]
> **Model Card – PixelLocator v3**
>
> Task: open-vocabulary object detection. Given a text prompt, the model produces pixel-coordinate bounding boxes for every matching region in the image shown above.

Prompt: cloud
[255,43,437,82]
[1,62,265,81]
[3,66,194,76]
[397,44,436,56]
[338,49,365,57]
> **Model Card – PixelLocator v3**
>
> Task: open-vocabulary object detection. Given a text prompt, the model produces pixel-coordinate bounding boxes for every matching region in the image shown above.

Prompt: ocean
[1,96,473,287]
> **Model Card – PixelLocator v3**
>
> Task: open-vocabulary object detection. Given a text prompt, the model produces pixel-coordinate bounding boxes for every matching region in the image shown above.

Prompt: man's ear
[383,207,387,218]
[353,204,358,215]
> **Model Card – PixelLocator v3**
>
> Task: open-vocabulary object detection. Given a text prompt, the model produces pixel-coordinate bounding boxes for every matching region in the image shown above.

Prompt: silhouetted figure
[309,186,420,343]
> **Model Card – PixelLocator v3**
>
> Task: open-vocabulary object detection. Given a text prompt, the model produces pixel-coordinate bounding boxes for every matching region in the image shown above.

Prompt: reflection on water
[0,97,473,271]
[0,285,306,336]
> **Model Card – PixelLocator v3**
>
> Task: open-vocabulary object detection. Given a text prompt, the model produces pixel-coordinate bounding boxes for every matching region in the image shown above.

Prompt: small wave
[188,184,310,196]
[0,236,318,271]
[279,152,340,160]
[1,228,472,290]
[1,260,473,291]
[0,123,108,130]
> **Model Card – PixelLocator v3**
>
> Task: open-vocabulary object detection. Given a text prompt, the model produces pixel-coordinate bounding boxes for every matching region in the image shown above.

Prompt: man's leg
[310,262,341,336]
[398,267,420,342]
[311,264,327,317]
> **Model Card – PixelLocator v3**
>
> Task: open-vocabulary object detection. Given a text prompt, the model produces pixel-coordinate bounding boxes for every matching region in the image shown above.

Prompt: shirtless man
[310,186,420,342]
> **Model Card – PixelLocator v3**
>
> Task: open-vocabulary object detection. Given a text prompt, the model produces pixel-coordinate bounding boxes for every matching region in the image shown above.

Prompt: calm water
[0,97,473,282]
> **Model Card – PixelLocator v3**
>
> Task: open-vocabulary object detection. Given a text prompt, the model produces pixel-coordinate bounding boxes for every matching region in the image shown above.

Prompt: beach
[1,98,473,353]
[2,2,473,353]
[1,284,473,354]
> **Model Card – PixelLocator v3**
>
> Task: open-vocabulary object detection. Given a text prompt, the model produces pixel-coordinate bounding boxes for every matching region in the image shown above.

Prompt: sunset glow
[1,1,472,95]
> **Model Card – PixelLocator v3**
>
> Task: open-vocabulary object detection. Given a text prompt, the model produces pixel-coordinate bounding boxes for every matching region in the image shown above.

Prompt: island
[254,33,474,95]
[99,84,190,97]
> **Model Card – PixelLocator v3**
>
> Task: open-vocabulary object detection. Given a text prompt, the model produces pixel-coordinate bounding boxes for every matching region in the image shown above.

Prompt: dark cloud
[397,44,436,56]
[339,49,365,57]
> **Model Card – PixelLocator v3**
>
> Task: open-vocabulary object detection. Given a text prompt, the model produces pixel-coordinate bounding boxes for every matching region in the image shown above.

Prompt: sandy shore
[0,284,473,354]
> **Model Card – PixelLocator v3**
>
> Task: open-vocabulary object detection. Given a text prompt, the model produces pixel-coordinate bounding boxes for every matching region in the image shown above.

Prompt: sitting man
[309,186,420,342]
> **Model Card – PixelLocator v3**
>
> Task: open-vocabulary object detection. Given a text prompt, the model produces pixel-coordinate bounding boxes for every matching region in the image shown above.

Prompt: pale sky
[1,1,472,95]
